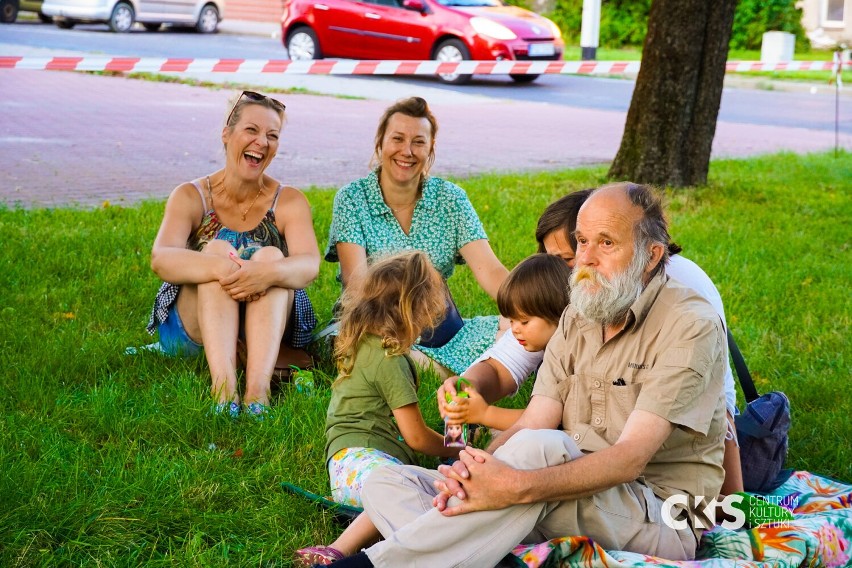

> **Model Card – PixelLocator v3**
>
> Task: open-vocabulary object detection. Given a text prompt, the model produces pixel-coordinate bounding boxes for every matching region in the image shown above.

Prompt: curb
[722,74,851,96]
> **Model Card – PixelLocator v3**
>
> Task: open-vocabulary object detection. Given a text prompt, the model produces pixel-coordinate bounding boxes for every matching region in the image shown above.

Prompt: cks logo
[662,494,746,530]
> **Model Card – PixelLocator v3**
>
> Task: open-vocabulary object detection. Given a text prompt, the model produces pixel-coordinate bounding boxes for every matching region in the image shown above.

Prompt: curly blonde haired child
[295,251,461,566]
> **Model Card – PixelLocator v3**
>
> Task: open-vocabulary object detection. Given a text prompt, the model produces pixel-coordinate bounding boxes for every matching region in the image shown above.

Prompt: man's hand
[432,446,520,516]
[432,447,481,506]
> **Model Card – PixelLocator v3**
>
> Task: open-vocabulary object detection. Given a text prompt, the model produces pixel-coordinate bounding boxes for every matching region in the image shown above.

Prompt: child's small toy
[444,378,471,447]
[291,366,315,395]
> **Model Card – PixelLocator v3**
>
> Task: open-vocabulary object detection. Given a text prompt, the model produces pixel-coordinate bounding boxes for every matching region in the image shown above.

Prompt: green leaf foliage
[730,0,809,51]
[547,0,808,52]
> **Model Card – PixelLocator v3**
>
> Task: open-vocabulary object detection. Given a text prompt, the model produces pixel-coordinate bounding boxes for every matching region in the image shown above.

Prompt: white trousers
[361,429,696,567]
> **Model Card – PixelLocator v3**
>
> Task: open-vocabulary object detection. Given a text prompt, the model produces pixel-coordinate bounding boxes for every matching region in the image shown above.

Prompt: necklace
[239,184,264,221]
[387,200,416,213]
[378,174,420,215]
[208,175,264,220]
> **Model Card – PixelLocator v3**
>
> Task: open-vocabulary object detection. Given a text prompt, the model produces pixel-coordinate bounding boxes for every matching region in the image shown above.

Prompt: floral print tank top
[190,176,287,261]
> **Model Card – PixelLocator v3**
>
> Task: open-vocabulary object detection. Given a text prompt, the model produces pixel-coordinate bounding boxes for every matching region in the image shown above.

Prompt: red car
[281,0,564,84]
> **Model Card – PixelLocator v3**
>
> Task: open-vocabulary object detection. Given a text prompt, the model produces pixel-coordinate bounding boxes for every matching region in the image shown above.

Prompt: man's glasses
[226,91,286,126]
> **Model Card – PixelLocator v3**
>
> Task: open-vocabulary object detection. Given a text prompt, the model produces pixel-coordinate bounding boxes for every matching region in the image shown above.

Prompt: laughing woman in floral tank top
[148,91,320,418]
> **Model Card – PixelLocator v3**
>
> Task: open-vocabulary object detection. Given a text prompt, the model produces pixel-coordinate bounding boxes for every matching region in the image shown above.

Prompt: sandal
[212,401,240,418]
[293,545,345,566]
[245,402,269,420]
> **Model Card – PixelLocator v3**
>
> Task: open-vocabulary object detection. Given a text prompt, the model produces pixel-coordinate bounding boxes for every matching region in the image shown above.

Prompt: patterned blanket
[510,471,852,568]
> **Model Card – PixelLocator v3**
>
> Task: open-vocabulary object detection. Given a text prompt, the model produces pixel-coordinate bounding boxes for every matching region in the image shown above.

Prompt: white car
[42,0,223,32]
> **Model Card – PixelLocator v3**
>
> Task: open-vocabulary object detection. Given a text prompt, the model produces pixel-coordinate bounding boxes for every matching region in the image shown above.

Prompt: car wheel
[38,11,53,23]
[56,19,75,29]
[142,22,161,31]
[0,0,19,24]
[109,2,134,32]
[195,4,218,33]
[287,27,321,61]
[434,38,471,85]
[510,73,540,84]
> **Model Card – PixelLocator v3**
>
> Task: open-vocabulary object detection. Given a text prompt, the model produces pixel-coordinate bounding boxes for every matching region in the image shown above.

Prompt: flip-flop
[293,545,345,567]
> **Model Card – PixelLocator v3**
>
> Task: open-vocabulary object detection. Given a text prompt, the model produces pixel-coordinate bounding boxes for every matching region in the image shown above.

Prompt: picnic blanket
[284,471,851,567]
[510,471,852,568]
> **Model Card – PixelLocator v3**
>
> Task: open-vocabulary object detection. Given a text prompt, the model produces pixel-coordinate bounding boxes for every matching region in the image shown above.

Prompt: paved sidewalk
[1,21,850,208]
[2,67,849,209]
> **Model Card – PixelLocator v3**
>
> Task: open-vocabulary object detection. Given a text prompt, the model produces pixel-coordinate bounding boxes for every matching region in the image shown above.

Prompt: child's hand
[445,387,488,425]
[437,376,463,419]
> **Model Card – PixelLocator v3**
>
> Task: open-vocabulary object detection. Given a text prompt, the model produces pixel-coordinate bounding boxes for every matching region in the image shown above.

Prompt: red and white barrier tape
[724,60,846,72]
[0,56,847,74]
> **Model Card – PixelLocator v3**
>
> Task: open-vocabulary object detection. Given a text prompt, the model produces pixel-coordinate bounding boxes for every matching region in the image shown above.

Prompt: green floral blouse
[324,171,488,278]
[324,171,499,375]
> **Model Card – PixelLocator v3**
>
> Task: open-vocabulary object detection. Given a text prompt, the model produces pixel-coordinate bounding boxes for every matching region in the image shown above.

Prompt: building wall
[225,0,283,22]
[799,0,852,45]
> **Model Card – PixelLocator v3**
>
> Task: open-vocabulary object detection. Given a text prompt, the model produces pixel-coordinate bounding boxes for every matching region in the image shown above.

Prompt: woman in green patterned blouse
[325,97,509,377]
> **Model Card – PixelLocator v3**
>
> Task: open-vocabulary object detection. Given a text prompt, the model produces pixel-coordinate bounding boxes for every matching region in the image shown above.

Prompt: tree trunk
[608,0,737,187]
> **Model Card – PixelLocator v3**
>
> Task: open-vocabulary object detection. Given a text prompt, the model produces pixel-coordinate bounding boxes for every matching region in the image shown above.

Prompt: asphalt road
[3,19,850,132]
[1,21,850,208]
[0,19,285,59]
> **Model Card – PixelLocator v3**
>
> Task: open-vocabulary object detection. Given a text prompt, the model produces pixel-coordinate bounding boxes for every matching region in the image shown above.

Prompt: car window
[436,0,501,5]
[367,0,403,6]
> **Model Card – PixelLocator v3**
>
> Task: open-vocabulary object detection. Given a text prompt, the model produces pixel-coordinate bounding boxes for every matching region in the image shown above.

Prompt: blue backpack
[728,330,793,493]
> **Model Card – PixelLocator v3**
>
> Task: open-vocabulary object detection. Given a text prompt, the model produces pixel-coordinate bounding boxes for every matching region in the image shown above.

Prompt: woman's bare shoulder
[275,183,311,209]
[164,178,206,219]
[169,178,205,199]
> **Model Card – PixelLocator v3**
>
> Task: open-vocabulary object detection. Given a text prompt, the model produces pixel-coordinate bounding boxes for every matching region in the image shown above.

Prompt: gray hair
[622,182,670,277]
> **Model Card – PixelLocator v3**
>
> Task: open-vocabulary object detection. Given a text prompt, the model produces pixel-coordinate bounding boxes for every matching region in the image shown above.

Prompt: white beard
[569,247,650,327]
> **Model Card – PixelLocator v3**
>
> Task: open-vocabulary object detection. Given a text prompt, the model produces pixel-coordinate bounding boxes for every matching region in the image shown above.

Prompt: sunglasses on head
[226,91,286,126]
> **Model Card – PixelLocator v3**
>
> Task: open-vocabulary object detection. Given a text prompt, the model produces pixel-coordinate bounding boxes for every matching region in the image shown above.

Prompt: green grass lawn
[563,45,643,61]
[563,45,840,62]
[1,151,849,565]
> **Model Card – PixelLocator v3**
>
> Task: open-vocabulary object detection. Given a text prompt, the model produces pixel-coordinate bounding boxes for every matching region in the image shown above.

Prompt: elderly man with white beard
[322,183,728,568]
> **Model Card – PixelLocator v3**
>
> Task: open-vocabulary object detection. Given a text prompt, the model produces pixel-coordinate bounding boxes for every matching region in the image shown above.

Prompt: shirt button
[573,433,580,441]
[594,417,602,425]
[594,380,601,388]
